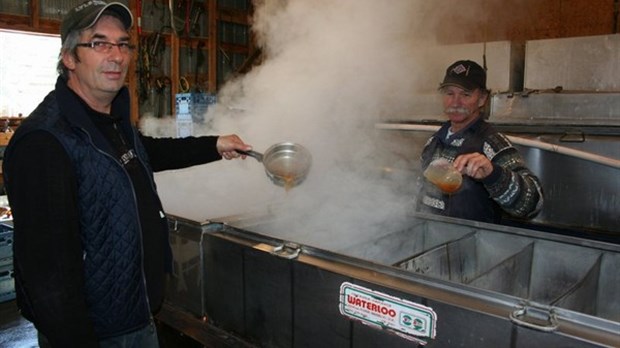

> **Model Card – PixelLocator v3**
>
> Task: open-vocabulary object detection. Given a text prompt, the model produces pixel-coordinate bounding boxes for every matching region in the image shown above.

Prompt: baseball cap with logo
[439,60,487,91]
[60,1,133,43]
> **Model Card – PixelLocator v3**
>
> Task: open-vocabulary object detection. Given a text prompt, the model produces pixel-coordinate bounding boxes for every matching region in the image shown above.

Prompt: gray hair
[56,29,81,79]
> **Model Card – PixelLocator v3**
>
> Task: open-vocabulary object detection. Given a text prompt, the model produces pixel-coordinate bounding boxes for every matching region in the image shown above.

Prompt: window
[0,30,60,117]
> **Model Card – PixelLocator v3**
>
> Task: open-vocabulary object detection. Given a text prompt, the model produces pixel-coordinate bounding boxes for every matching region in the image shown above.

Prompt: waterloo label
[339,282,437,340]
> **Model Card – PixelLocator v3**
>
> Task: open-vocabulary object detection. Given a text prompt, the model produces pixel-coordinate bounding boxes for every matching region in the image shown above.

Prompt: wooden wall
[429,0,618,44]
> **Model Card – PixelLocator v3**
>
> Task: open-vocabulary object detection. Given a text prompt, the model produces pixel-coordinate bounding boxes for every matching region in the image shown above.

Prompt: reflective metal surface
[166,212,620,347]
[490,92,620,127]
[374,123,620,237]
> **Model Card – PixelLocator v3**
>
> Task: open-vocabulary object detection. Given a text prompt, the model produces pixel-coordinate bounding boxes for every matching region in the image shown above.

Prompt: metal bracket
[559,131,586,143]
[271,242,302,260]
[509,304,559,332]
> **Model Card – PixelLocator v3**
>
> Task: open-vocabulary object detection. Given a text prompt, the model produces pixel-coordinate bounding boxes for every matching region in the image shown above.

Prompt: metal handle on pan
[509,305,559,332]
[236,150,264,162]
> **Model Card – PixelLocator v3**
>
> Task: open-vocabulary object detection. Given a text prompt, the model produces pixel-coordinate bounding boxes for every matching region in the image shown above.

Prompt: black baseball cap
[61,1,133,43]
[439,60,487,91]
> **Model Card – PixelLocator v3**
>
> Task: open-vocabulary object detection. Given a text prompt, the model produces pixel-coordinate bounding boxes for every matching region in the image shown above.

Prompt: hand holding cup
[423,158,463,194]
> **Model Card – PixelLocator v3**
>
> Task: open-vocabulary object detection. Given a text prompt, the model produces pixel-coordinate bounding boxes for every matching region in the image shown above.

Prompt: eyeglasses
[76,41,136,54]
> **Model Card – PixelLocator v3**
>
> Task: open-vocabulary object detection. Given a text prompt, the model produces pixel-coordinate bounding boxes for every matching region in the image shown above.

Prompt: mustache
[445,107,471,115]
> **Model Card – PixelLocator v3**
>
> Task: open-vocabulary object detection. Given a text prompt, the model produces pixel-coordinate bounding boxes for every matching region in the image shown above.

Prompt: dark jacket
[3,77,222,347]
[417,118,543,223]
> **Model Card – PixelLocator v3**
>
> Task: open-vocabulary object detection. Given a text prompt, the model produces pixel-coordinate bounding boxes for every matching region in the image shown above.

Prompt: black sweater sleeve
[6,131,99,347]
[139,133,222,172]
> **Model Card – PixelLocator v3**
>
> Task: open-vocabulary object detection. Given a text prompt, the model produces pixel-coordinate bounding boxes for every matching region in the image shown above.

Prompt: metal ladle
[239,142,312,189]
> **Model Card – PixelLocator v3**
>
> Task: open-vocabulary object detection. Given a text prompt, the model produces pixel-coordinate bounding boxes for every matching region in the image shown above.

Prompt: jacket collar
[437,117,486,145]
[55,76,133,151]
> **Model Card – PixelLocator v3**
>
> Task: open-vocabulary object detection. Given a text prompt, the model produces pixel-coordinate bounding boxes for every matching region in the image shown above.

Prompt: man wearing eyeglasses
[3,1,252,347]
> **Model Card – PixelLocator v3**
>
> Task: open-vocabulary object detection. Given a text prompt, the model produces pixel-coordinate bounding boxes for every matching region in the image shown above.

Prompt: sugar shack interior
[0,1,618,347]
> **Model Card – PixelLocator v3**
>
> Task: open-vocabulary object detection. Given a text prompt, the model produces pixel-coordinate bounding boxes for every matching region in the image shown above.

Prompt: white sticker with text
[339,282,437,341]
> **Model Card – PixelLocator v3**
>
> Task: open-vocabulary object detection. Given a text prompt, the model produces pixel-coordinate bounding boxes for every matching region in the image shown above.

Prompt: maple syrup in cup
[423,158,462,194]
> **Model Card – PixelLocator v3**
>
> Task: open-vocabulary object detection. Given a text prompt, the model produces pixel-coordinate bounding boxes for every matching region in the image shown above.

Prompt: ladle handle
[237,150,264,162]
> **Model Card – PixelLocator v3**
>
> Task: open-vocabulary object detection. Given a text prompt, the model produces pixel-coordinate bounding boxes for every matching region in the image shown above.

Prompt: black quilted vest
[7,78,156,337]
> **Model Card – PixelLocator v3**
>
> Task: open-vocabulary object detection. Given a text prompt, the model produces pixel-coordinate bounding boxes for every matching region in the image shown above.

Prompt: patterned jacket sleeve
[480,133,544,218]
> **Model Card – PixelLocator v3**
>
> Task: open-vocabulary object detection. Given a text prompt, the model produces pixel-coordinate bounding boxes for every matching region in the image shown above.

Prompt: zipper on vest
[79,127,154,317]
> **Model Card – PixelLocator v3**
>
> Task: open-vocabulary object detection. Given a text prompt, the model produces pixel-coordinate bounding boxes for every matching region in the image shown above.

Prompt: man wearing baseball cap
[59,1,134,43]
[416,60,543,224]
[4,1,252,347]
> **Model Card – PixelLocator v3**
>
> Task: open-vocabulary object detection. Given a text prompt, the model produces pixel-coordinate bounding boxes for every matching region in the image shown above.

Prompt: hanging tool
[136,0,142,35]
[148,28,166,68]
[155,76,172,116]
[190,3,204,36]
[219,47,233,69]
[183,41,193,92]
[195,41,205,92]
[137,35,151,103]
[169,0,184,36]
[179,76,190,93]
[184,0,192,39]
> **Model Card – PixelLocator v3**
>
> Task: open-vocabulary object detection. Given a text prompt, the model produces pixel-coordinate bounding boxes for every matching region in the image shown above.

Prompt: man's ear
[62,51,76,70]
[478,91,489,107]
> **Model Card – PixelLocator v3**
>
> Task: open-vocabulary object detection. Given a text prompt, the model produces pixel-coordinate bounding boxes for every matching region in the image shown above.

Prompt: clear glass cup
[423,158,463,194]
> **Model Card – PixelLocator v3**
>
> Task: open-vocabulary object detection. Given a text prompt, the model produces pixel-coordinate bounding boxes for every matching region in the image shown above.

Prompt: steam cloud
[148,0,469,251]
